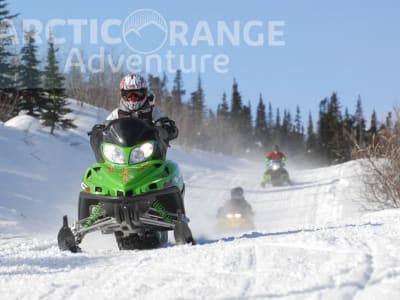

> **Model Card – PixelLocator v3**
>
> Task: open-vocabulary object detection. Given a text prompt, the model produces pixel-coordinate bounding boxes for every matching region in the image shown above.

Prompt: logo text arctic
[11,9,286,74]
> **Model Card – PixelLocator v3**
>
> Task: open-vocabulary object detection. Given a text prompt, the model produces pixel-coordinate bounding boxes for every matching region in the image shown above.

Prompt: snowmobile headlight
[226,213,234,219]
[234,213,242,219]
[129,142,154,164]
[271,162,280,170]
[102,144,125,164]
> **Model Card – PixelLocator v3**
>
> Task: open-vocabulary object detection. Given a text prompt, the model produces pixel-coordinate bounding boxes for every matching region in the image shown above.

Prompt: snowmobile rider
[217,187,254,217]
[262,144,290,186]
[104,73,178,142]
[265,145,287,163]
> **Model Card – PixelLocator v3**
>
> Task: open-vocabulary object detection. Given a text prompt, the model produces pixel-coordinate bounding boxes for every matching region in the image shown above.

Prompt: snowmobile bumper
[262,169,290,186]
[215,216,255,233]
[57,186,193,252]
[78,185,186,229]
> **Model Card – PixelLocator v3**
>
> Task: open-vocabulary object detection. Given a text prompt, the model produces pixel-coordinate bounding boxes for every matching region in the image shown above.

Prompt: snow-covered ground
[1,99,400,299]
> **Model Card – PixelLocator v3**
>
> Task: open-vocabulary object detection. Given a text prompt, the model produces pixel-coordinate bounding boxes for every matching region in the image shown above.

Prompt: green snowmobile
[261,159,290,188]
[58,117,194,252]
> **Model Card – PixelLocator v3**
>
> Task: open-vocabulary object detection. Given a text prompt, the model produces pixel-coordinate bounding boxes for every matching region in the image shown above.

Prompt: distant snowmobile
[57,118,195,253]
[261,159,290,187]
[215,187,255,233]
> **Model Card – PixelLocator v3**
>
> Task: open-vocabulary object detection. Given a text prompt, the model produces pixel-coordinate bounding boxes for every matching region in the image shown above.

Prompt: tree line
[0,0,75,134]
[67,66,389,166]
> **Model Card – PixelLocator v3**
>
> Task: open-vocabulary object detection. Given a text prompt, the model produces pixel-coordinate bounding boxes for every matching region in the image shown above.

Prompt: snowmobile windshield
[269,159,283,164]
[89,118,167,163]
[103,118,158,147]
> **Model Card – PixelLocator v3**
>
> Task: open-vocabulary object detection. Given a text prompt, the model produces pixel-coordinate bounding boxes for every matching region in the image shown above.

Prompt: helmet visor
[121,89,146,102]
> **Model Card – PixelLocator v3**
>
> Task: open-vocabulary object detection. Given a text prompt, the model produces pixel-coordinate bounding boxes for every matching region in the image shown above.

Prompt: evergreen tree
[189,75,205,145]
[0,0,18,88]
[217,92,229,120]
[230,79,242,122]
[190,74,205,125]
[317,97,329,156]
[294,105,301,133]
[41,35,76,134]
[0,0,19,121]
[19,31,42,89]
[281,109,291,147]
[354,95,366,145]
[342,107,355,157]
[386,112,392,128]
[292,105,304,154]
[16,31,43,117]
[326,92,347,162]
[275,108,281,129]
[306,111,318,153]
[273,107,281,146]
[267,102,274,129]
[343,107,354,138]
[369,110,377,136]
[241,101,253,147]
[228,79,244,153]
[172,69,185,107]
[369,110,378,146]
[215,92,232,154]
[170,69,185,129]
[44,36,63,90]
[254,94,268,147]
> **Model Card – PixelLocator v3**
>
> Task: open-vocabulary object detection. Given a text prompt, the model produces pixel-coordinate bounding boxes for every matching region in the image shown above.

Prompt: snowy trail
[2,216,400,300]
[2,101,400,299]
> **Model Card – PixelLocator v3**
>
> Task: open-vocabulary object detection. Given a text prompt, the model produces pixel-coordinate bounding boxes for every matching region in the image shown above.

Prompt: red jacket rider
[266,145,286,161]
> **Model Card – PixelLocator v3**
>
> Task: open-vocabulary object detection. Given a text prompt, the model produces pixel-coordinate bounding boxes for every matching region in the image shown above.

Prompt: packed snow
[1,99,400,300]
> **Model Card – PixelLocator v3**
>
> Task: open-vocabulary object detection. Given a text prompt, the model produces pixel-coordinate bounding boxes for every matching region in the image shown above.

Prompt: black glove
[155,117,179,141]
[147,94,154,103]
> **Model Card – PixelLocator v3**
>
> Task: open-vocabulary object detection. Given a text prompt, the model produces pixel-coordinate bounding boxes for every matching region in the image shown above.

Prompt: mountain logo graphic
[122,9,168,54]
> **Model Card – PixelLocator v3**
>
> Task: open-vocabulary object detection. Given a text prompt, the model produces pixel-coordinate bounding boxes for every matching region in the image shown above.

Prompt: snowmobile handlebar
[87,117,178,141]
[88,123,106,136]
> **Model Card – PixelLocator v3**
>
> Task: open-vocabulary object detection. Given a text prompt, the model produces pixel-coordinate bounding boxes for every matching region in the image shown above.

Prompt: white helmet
[119,73,148,112]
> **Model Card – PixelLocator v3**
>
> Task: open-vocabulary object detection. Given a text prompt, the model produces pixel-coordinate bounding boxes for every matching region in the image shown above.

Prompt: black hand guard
[88,123,106,136]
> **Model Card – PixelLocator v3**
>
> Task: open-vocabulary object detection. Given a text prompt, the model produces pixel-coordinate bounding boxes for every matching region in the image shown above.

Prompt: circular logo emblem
[122,9,168,54]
